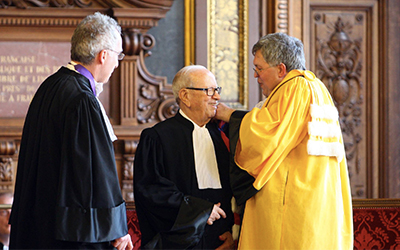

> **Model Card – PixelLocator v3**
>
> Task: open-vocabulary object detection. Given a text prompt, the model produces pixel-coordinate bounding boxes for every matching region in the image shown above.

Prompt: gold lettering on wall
[0,56,36,64]
[0,41,70,117]
[0,57,53,103]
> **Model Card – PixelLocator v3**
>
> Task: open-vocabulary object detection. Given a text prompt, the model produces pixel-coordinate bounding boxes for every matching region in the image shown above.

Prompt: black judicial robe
[9,67,127,249]
[228,111,259,206]
[134,113,234,249]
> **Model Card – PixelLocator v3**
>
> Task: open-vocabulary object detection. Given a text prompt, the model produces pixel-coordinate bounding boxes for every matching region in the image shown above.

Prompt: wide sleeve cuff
[143,196,212,249]
[55,201,128,243]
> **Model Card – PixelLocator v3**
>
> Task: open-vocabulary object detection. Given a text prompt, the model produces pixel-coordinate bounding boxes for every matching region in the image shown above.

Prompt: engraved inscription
[0,41,70,117]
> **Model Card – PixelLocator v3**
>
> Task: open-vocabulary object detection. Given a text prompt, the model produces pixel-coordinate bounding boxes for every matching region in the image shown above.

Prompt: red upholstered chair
[353,199,400,250]
[126,202,141,250]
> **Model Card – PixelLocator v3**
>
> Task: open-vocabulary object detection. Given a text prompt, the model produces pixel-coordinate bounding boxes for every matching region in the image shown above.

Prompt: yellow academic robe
[235,70,353,250]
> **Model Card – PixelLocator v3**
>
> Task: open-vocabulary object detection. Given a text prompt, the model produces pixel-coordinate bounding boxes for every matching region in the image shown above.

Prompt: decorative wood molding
[353,199,400,208]
[0,0,173,10]
[0,1,174,32]
[0,141,16,191]
[121,140,137,202]
[275,0,288,33]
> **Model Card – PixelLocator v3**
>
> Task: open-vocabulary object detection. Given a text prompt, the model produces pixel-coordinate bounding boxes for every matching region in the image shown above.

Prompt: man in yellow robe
[216,33,353,250]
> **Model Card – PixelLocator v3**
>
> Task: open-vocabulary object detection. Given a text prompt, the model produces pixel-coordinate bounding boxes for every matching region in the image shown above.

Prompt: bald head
[172,65,220,127]
[172,65,215,104]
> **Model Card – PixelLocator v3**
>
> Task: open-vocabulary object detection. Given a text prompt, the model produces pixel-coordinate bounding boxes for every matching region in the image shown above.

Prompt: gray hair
[172,65,210,104]
[71,12,122,65]
[252,33,306,71]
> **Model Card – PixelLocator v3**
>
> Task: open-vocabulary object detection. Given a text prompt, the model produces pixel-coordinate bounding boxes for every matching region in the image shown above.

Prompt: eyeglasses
[253,65,274,77]
[107,49,125,60]
[186,86,222,96]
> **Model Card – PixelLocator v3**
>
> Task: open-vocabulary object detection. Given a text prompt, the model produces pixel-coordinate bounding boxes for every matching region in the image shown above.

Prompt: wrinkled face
[253,50,281,97]
[98,34,123,84]
[185,71,221,126]
[0,195,12,238]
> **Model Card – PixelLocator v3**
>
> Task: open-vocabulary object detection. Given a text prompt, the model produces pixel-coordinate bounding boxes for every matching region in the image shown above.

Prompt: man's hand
[207,202,227,225]
[215,103,235,122]
[216,231,235,250]
[111,234,133,250]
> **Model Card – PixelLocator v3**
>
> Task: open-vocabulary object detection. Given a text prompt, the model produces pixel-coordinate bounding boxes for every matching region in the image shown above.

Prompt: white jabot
[66,62,117,142]
[180,110,222,189]
[94,81,117,142]
[96,96,118,142]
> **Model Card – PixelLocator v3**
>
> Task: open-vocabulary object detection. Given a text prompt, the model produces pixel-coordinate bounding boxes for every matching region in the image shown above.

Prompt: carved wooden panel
[0,141,15,192]
[274,0,288,33]
[121,140,137,202]
[264,0,383,198]
[309,2,379,198]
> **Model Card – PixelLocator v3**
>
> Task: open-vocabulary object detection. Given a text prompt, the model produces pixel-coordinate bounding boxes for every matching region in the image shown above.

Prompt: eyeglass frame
[106,49,125,60]
[252,65,275,77]
[185,86,222,96]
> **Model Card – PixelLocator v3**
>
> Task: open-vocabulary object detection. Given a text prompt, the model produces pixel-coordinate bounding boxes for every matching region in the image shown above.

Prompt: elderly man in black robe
[134,65,234,249]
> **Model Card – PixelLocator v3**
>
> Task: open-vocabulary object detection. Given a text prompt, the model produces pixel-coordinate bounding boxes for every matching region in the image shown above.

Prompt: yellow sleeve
[339,154,354,240]
[235,75,311,190]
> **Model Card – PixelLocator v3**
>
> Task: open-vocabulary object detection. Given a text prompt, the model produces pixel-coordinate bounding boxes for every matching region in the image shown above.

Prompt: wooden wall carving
[0,0,173,9]
[121,140,137,202]
[312,13,368,198]
[274,0,288,33]
[278,0,383,198]
[263,0,383,198]
[0,141,15,192]
[0,0,177,200]
[309,2,379,199]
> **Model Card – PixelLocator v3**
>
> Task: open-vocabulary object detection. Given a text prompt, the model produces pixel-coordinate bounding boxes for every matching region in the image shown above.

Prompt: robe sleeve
[134,128,213,249]
[228,111,259,205]
[56,92,127,243]
[235,76,312,190]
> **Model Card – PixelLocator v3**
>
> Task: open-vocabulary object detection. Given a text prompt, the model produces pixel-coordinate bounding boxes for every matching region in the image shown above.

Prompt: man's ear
[179,88,191,107]
[98,49,107,64]
[277,63,287,78]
